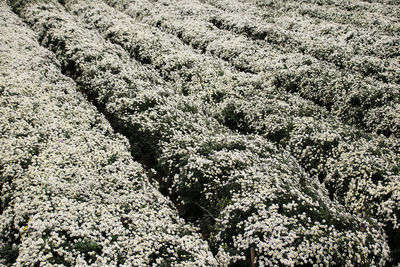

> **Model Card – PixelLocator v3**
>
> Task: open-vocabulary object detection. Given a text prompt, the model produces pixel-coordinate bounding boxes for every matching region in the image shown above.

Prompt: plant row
[289,2,400,35]
[239,0,400,35]
[306,0,400,8]
[0,4,219,266]
[65,0,400,263]
[362,0,400,5]
[105,0,400,139]
[9,0,395,265]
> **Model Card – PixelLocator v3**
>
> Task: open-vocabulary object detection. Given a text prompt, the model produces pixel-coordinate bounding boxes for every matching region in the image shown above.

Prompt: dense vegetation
[1,0,399,265]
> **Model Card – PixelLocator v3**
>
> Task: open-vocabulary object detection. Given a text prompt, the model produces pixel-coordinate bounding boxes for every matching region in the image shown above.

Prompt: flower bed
[7,0,396,265]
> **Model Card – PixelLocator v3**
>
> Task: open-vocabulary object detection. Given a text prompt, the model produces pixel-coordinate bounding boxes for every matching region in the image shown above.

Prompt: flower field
[1,0,399,266]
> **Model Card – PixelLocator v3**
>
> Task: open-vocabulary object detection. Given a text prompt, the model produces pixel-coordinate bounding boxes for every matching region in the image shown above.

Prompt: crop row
[0,4,219,266]
[212,0,400,23]
[361,0,400,5]
[110,0,400,140]
[9,0,396,265]
[57,0,400,263]
[237,0,400,34]
[297,0,400,9]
